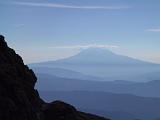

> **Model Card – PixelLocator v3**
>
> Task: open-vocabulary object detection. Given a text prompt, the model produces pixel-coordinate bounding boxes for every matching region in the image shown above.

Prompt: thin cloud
[13,24,25,28]
[12,2,129,10]
[48,44,119,49]
[147,28,160,32]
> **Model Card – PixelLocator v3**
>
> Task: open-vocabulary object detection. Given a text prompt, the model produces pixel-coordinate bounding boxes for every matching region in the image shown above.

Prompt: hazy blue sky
[1,0,160,63]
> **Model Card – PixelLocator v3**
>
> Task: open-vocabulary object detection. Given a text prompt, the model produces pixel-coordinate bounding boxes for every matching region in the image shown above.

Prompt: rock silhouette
[0,35,109,120]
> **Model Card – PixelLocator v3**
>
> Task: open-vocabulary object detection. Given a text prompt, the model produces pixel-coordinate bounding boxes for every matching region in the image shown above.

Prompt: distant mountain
[39,91,160,120]
[30,48,160,81]
[36,73,160,98]
[34,48,154,65]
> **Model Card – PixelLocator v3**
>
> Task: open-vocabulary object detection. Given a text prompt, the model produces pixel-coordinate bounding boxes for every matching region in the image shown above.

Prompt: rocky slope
[0,35,109,120]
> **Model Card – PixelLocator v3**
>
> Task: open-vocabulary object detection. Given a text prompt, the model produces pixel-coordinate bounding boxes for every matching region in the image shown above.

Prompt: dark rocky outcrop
[43,101,108,120]
[0,35,109,120]
[0,35,43,120]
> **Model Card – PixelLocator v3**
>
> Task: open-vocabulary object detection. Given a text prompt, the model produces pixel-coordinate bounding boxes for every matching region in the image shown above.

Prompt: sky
[0,0,160,64]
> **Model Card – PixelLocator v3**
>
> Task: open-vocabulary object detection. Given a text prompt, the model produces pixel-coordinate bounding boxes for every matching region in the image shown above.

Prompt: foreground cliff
[0,35,109,120]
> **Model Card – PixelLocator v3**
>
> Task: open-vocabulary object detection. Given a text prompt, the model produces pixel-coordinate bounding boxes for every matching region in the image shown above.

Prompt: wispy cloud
[13,24,25,28]
[48,44,119,49]
[147,28,160,32]
[12,2,129,10]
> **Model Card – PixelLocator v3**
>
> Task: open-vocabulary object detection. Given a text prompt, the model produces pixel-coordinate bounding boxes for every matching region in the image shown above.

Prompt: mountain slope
[0,35,109,120]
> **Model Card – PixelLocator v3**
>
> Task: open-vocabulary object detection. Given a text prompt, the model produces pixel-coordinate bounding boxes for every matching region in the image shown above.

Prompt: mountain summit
[64,48,153,65]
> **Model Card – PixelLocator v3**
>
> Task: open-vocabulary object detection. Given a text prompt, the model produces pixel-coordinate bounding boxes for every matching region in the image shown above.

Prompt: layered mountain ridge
[0,35,109,120]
